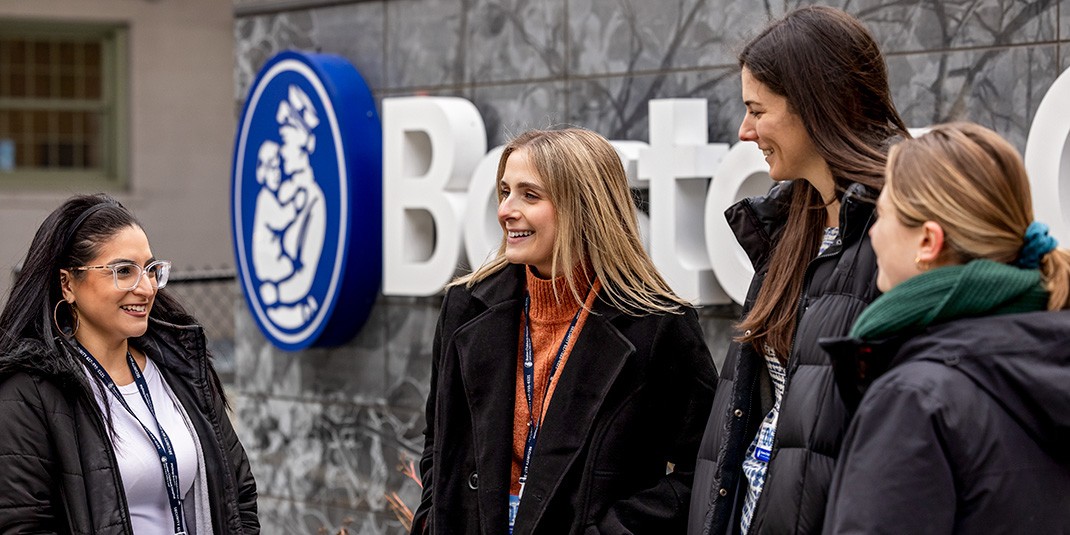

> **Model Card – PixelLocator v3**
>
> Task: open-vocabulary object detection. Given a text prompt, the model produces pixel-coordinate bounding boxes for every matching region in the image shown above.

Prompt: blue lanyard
[518,292,585,494]
[77,344,188,535]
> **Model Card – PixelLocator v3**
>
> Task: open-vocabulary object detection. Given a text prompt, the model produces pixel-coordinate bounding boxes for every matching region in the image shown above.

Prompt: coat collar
[134,317,209,380]
[727,181,877,270]
[823,310,1070,458]
[455,264,632,533]
[820,334,905,414]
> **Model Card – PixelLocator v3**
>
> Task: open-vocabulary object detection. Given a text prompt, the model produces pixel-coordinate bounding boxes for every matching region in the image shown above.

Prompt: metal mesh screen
[166,267,238,385]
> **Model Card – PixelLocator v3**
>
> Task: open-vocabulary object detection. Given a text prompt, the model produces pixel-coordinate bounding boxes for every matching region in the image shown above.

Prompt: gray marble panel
[1063,0,1070,41]
[307,3,387,90]
[234,11,315,107]
[383,296,441,414]
[234,299,390,402]
[386,0,467,89]
[234,395,424,511]
[233,0,378,17]
[568,66,742,144]
[887,45,1058,152]
[471,81,567,146]
[1063,43,1069,74]
[852,0,1057,53]
[378,85,472,100]
[232,0,267,9]
[568,0,775,76]
[697,304,740,374]
[466,0,566,83]
[255,495,411,534]
[234,3,385,104]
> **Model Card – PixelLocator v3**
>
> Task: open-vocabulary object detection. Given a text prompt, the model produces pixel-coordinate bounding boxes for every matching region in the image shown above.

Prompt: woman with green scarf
[822,122,1070,533]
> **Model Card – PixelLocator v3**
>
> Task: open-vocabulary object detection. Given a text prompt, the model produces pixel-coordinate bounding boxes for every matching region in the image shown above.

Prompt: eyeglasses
[68,260,172,291]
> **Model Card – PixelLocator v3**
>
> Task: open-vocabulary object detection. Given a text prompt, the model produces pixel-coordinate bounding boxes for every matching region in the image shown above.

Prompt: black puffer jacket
[689,181,880,535]
[0,318,259,534]
[822,311,1070,533]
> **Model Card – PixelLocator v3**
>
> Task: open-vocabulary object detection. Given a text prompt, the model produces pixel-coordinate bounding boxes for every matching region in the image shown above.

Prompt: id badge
[508,494,520,533]
[754,446,771,463]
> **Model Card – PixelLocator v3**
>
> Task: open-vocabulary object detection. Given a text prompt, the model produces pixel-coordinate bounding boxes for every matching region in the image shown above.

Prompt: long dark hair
[736,6,910,358]
[0,194,194,393]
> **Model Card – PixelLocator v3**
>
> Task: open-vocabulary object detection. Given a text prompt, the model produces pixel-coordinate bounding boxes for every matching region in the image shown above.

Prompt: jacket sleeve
[222,406,260,532]
[210,371,260,533]
[823,376,955,534]
[0,374,62,534]
[410,289,453,535]
[591,309,719,533]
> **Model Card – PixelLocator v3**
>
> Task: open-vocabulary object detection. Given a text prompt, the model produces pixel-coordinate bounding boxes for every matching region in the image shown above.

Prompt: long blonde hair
[453,128,687,315]
[885,122,1070,309]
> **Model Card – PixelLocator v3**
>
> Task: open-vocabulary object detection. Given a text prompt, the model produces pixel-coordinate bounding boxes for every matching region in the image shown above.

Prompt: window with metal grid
[0,21,127,189]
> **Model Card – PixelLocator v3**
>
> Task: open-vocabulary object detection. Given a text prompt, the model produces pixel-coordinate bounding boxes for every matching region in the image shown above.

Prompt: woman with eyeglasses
[0,194,259,534]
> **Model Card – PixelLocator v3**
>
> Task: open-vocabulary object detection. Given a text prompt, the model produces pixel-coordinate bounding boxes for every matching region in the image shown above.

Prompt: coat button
[734,409,744,418]
[719,488,728,497]
[468,472,479,490]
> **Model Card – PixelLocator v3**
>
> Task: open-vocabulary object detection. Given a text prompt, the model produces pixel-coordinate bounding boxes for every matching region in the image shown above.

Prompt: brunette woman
[0,194,259,533]
[688,6,909,534]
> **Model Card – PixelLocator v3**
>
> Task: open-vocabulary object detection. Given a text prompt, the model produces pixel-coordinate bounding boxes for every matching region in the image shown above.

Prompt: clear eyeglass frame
[68,260,172,291]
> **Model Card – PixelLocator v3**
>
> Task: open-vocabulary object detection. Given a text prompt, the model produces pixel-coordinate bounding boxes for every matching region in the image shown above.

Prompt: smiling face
[739,67,833,194]
[497,147,558,277]
[61,225,159,349]
[870,187,927,292]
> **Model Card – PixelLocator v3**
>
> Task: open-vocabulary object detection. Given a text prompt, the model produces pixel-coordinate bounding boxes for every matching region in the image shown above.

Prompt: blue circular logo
[232,51,381,350]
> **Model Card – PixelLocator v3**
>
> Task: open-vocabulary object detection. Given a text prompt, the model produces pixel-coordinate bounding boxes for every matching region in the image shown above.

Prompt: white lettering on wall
[704,141,771,305]
[1025,67,1070,241]
[640,100,731,304]
[382,97,487,296]
[610,140,652,250]
[463,146,505,271]
[383,68,1069,303]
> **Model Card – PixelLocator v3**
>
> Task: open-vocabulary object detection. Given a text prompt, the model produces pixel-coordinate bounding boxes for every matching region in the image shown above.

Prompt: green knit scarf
[850,259,1049,341]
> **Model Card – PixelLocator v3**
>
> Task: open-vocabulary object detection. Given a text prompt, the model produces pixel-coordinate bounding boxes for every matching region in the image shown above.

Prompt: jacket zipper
[747,215,849,532]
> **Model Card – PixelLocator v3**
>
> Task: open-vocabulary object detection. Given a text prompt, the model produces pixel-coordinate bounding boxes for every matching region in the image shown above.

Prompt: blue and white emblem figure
[253,85,326,327]
[232,51,382,351]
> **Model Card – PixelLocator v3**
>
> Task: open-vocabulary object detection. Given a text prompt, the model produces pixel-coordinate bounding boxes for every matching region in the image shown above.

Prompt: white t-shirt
[91,357,198,534]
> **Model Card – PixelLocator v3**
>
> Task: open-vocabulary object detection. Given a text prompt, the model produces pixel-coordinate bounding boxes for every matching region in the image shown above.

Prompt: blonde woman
[823,122,1070,532]
[410,128,718,534]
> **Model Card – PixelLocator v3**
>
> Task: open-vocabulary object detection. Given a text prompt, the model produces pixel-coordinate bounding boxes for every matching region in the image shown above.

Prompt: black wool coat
[822,311,1070,533]
[689,182,881,535]
[0,318,259,534]
[411,264,718,534]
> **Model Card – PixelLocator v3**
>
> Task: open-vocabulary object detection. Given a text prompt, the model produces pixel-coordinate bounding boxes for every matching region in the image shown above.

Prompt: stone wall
[231,1,1068,532]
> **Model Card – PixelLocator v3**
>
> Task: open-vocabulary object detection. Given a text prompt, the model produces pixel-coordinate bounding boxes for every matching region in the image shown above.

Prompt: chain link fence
[166,266,239,385]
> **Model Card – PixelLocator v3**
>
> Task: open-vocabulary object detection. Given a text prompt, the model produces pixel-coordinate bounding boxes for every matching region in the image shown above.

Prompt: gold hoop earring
[53,299,78,338]
[914,256,930,272]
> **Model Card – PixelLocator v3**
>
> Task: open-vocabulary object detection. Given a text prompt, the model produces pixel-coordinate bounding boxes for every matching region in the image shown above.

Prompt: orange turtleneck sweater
[510,267,602,495]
